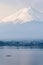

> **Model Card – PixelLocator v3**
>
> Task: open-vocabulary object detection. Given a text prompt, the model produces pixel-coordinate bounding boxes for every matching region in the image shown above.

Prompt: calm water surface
[0,47,43,65]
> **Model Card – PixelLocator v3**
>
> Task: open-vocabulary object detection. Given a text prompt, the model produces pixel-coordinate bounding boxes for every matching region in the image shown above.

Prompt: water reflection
[0,47,43,65]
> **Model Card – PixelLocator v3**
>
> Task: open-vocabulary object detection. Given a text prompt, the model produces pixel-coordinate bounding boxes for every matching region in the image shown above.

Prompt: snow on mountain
[1,7,43,24]
[30,7,43,21]
[0,7,33,23]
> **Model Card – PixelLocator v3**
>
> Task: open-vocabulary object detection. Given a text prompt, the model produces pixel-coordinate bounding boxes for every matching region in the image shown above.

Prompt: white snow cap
[0,7,43,23]
[0,7,33,23]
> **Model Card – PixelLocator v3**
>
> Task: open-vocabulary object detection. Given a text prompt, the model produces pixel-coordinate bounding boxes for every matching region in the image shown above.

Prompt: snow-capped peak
[0,7,33,23]
[0,7,43,23]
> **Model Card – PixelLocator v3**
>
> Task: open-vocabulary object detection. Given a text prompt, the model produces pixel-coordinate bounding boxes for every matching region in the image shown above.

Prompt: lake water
[0,47,43,65]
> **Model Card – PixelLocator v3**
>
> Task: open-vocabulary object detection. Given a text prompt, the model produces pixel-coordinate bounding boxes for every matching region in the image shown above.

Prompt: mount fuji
[0,7,43,40]
[0,7,43,23]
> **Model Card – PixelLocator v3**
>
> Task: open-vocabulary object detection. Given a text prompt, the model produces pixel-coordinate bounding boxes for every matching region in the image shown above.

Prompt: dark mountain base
[0,40,43,49]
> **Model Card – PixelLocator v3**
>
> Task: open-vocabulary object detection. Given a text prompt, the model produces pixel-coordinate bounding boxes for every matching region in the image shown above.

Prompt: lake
[0,47,43,65]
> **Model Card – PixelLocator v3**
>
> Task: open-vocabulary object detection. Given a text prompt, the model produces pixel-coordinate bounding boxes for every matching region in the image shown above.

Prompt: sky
[0,0,43,19]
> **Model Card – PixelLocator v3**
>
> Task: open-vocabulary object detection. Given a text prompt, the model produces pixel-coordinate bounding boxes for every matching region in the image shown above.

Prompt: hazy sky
[0,0,43,19]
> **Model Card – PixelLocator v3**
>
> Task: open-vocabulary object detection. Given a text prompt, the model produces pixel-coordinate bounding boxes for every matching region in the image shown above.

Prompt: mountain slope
[0,7,43,23]
[0,21,43,40]
[1,7,33,23]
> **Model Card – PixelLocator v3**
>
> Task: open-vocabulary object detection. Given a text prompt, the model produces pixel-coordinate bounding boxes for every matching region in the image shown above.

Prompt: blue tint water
[0,47,43,65]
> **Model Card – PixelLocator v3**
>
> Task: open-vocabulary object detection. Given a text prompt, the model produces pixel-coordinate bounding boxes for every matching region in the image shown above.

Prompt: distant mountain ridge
[0,21,43,40]
[0,40,43,49]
